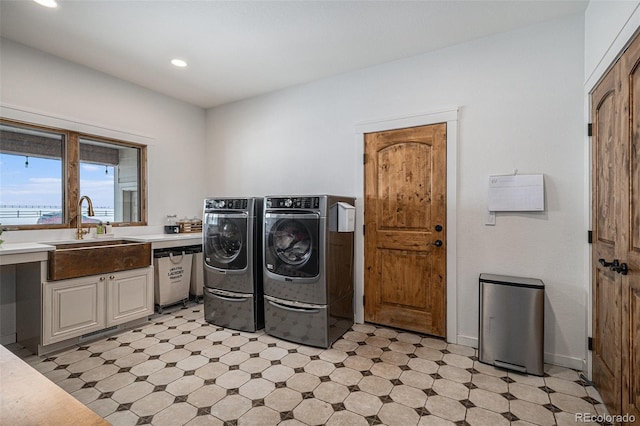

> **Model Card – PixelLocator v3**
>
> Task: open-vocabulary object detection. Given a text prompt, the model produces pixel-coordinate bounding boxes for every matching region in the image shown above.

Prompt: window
[0,119,146,229]
[79,137,142,224]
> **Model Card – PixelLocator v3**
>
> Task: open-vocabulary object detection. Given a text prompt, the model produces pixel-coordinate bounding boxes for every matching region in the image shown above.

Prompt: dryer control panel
[266,197,320,209]
[205,198,248,210]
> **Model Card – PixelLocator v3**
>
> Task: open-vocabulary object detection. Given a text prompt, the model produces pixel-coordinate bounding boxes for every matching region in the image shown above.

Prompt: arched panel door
[591,64,622,415]
[364,123,446,336]
[591,31,640,419]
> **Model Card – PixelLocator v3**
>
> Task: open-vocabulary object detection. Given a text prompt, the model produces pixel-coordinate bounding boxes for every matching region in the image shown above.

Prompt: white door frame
[354,108,459,343]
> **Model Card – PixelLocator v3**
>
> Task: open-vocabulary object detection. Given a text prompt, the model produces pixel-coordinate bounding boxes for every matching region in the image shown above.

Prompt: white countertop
[0,233,202,265]
[0,242,55,256]
[0,242,55,265]
[126,233,202,250]
[126,233,202,243]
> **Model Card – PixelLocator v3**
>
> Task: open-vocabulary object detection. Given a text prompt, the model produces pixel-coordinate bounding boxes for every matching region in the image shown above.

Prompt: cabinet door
[107,267,153,326]
[43,276,106,345]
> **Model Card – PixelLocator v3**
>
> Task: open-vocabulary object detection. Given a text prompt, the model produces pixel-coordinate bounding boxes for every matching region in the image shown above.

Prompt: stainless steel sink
[48,239,152,281]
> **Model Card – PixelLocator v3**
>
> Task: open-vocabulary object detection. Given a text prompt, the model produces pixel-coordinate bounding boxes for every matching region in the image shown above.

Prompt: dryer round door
[265,212,319,278]
[204,212,248,270]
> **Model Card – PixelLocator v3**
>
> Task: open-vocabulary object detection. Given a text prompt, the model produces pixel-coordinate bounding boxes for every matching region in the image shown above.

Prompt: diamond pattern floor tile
[6,303,609,425]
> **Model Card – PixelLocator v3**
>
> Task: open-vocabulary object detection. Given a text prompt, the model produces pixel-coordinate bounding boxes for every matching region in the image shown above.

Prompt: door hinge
[363,153,367,164]
[588,337,593,351]
[363,295,366,306]
[588,230,592,244]
[588,123,593,137]
[363,224,365,235]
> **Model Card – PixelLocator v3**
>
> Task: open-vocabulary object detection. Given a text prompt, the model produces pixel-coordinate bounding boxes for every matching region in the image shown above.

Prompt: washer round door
[204,212,247,270]
[265,212,319,278]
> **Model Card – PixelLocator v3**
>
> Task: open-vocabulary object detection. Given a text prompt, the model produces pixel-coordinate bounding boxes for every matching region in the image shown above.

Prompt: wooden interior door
[364,123,446,336]
[591,62,622,415]
[591,31,640,420]
[620,35,640,421]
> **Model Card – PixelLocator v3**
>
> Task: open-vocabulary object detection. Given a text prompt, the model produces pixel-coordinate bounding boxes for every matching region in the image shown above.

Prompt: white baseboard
[456,335,478,348]
[544,352,585,371]
[456,334,584,371]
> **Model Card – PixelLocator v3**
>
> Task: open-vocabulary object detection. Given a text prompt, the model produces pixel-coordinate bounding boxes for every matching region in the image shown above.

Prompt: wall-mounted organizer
[486,173,544,225]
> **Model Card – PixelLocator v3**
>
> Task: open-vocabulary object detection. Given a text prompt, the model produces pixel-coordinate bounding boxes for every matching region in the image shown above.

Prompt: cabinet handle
[99,276,106,281]
[109,275,115,280]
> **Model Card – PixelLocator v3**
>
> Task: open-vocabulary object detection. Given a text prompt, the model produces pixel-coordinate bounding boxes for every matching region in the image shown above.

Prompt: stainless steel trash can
[479,273,544,376]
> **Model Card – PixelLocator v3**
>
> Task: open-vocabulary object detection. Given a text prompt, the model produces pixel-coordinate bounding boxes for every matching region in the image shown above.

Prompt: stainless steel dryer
[263,195,354,348]
[203,197,264,332]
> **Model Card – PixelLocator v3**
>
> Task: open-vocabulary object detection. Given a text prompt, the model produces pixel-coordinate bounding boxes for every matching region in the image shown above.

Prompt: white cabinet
[42,267,153,346]
[43,275,106,345]
[106,267,153,326]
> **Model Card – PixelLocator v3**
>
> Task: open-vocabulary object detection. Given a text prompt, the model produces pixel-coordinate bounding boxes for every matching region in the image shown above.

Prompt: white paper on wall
[487,174,544,212]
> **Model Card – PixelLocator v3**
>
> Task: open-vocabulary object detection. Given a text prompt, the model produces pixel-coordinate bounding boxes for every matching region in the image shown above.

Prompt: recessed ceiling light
[33,0,58,8]
[171,59,188,68]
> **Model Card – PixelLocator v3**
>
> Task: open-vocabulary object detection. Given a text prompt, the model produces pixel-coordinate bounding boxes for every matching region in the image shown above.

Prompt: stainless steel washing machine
[263,195,355,348]
[203,197,264,332]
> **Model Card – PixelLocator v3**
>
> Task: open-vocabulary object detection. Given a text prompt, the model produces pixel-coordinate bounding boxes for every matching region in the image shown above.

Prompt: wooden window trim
[0,118,147,230]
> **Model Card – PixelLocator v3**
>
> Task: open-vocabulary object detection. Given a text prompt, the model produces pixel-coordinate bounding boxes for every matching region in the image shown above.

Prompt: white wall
[0,39,208,241]
[206,15,586,368]
[585,1,640,89]
[0,39,208,344]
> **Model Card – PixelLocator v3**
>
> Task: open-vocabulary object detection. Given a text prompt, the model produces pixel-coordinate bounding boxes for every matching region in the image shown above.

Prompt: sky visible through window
[0,153,114,225]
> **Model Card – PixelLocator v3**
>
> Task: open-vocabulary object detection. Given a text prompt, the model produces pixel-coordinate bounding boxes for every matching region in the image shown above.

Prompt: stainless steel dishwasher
[478,273,544,376]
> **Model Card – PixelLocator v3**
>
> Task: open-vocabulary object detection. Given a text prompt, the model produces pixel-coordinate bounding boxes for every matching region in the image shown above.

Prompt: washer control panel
[266,197,320,209]
[205,198,248,210]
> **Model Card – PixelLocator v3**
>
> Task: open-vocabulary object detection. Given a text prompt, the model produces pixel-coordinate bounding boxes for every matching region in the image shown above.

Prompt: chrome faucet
[76,195,95,240]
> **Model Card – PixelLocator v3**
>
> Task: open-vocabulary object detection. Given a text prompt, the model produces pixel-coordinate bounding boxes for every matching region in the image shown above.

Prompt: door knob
[433,240,443,247]
[599,258,629,275]
[610,260,629,275]
[615,263,629,275]
[599,258,614,267]
[435,224,443,232]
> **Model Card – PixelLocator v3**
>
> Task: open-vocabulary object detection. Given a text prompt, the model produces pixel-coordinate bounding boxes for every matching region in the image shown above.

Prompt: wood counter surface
[0,345,110,426]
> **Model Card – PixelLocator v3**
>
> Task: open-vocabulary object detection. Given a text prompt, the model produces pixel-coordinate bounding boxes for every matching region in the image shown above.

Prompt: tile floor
[7,304,610,426]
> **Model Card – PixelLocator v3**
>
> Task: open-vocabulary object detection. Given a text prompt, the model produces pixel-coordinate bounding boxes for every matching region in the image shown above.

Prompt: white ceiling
[1,0,588,109]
